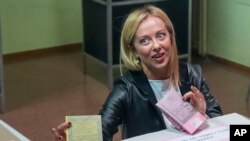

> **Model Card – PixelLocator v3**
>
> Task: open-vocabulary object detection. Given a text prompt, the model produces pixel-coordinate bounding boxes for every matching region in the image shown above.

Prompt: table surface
[0,120,30,141]
[123,113,250,141]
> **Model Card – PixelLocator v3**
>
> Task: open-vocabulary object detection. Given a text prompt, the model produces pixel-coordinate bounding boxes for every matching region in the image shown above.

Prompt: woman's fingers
[191,86,206,115]
[182,86,206,115]
[52,122,71,141]
[51,128,64,141]
[191,86,204,102]
[182,91,194,101]
[57,122,71,134]
[191,85,199,93]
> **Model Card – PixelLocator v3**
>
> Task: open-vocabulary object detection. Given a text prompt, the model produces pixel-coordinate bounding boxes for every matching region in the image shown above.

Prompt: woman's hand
[182,86,207,115]
[52,122,71,141]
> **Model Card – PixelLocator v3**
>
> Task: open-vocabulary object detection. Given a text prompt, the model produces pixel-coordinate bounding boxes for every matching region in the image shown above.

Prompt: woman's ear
[129,46,138,58]
[129,45,136,53]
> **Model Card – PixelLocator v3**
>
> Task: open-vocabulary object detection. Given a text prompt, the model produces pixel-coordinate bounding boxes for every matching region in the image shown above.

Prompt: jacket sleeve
[187,63,223,118]
[99,79,128,141]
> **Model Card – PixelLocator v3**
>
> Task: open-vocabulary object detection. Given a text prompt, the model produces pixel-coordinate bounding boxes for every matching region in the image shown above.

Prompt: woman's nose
[152,39,161,50]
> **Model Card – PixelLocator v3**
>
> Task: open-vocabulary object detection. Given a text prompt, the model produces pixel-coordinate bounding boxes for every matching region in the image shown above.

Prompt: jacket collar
[128,62,191,98]
[128,70,166,128]
[128,70,158,104]
[179,62,192,95]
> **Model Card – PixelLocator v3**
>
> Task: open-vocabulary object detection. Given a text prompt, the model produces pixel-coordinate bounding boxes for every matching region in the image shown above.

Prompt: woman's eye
[140,38,150,45]
[157,33,166,40]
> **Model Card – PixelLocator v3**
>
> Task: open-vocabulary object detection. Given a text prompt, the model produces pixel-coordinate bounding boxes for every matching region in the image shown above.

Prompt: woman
[52,5,223,141]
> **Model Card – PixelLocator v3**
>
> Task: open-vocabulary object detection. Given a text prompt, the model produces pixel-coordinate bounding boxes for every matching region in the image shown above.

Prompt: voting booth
[82,0,192,88]
[0,19,5,113]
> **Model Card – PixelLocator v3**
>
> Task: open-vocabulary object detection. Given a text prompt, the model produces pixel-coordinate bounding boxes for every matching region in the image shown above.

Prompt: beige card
[66,115,102,141]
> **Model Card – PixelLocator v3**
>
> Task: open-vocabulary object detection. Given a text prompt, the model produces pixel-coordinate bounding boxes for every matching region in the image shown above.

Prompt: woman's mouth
[152,53,165,61]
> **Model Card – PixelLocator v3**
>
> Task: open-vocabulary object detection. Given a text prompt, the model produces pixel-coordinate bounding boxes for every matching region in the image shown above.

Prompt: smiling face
[133,15,172,79]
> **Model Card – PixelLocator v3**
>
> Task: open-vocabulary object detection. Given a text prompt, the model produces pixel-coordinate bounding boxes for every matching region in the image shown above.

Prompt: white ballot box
[123,113,250,141]
[0,119,30,141]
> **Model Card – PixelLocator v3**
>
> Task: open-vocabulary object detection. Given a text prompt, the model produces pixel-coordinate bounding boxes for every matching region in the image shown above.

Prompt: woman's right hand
[52,121,71,141]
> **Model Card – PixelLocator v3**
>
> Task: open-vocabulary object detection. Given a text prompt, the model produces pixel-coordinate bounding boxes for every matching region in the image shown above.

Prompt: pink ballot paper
[156,91,207,134]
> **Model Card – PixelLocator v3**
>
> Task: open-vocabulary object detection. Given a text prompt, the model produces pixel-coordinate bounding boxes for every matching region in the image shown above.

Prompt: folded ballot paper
[65,115,103,141]
[156,91,207,134]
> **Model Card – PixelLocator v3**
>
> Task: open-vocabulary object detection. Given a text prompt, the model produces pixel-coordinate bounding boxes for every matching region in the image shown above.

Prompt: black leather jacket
[100,63,223,141]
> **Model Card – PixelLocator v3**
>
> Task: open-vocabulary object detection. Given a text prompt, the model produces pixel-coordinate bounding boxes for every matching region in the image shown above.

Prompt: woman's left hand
[182,86,207,115]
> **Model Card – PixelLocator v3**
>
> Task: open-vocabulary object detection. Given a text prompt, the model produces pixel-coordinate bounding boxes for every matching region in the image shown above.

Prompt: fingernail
[51,128,56,133]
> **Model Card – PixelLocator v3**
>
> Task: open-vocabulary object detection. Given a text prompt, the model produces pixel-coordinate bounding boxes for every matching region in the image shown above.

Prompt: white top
[148,79,182,129]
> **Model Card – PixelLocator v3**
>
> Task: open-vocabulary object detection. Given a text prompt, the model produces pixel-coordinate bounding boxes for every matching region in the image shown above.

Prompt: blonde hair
[120,5,180,87]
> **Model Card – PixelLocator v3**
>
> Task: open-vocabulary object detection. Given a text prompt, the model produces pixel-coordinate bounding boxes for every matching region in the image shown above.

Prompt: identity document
[156,91,207,134]
[65,115,103,141]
